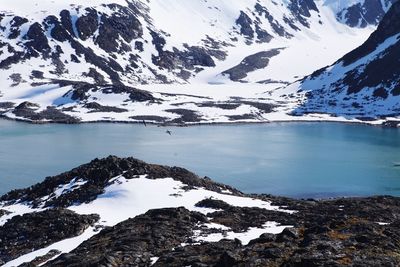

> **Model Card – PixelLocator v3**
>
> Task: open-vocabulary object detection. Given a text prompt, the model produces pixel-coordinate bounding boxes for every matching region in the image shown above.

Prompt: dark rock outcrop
[62,81,155,103]
[76,8,99,41]
[236,11,254,40]
[222,49,282,81]
[46,207,206,267]
[43,195,400,267]
[337,0,395,28]
[287,0,319,28]
[0,209,99,264]
[84,102,128,113]
[25,23,51,57]
[95,5,143,53]
[165,108,202,123]
[12,102,80,123]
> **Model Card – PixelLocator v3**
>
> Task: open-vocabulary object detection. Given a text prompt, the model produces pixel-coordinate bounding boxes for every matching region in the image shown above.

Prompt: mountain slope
[279,0,400,123]
[0,0,397,124]
[0,0,380,86]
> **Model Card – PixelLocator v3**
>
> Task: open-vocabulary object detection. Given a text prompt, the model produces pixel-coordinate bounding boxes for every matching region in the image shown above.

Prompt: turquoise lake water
[0,119,399,198]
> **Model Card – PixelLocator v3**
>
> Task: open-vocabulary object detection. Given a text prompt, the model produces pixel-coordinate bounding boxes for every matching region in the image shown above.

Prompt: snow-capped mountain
[279,0,400,122]
[326,0,394,27]
[0,0,397,124]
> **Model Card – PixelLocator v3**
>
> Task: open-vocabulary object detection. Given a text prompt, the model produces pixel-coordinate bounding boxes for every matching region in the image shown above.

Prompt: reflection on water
[0,119,399,198]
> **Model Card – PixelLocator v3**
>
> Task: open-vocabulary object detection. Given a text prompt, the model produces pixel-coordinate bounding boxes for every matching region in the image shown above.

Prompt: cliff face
[279,1,400,121]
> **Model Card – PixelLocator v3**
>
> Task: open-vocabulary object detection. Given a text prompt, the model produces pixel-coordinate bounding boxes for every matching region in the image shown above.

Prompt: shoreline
[1,154,398,205]
[1,114,399,128]
[0,153,398,201]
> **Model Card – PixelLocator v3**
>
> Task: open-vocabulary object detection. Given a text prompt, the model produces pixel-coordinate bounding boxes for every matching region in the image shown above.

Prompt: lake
[0,119,399,198]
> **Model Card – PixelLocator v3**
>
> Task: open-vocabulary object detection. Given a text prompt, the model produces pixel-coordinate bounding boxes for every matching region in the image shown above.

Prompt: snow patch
[193,222,292,245]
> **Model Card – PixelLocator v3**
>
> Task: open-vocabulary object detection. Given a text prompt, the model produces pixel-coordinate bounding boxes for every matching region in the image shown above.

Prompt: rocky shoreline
[1,156,400,266]
[1,113,399,129]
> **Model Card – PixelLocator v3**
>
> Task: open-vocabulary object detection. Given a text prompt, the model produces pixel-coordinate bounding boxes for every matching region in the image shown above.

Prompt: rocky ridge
[0,156,399,266]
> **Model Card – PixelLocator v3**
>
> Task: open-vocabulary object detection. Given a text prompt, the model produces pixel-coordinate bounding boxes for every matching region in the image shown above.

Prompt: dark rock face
[382,120,400,128]
[84,102,128,113]
[63,81,155,103]
[101,84,155,102]
[83,68,106,84]
[195,198,232,210]
[287,0,319,27]
[129,115,168,122]
[46,208,207,267]
[25,23,51,56]
[0,102,15,111]
[341,1,400,67]
[8,16,28,39]
[222,49,281,81]
[0,209,99,264]
[47,15,71,42]
[236,8,275,43]
[338,0,395,28]
[95,5,143,53]
[293,1,400,118]
[193,100,275,115]
[76,8,99,41]
[151,41,218,80]
[59,10,75,37]
[227,114,258,121]
[196,102,241,110]
[165,108,202,123]
[241,101,275,113]
[12,101,80,123]
[236,11,254,40]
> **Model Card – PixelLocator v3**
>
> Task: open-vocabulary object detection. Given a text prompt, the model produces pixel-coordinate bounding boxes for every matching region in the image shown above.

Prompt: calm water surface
[0,119,399,198]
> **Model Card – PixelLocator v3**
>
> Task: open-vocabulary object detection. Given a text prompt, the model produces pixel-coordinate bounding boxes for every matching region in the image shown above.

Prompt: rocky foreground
[0,156,399,266]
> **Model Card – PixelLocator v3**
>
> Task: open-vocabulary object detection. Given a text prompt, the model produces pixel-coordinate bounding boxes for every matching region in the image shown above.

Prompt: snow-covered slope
[0,0,397,124]
[276,0,400,124]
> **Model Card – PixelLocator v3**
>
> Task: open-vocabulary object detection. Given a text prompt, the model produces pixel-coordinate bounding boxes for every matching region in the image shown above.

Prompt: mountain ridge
[280,0,400,122]
[0,0,398,125]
